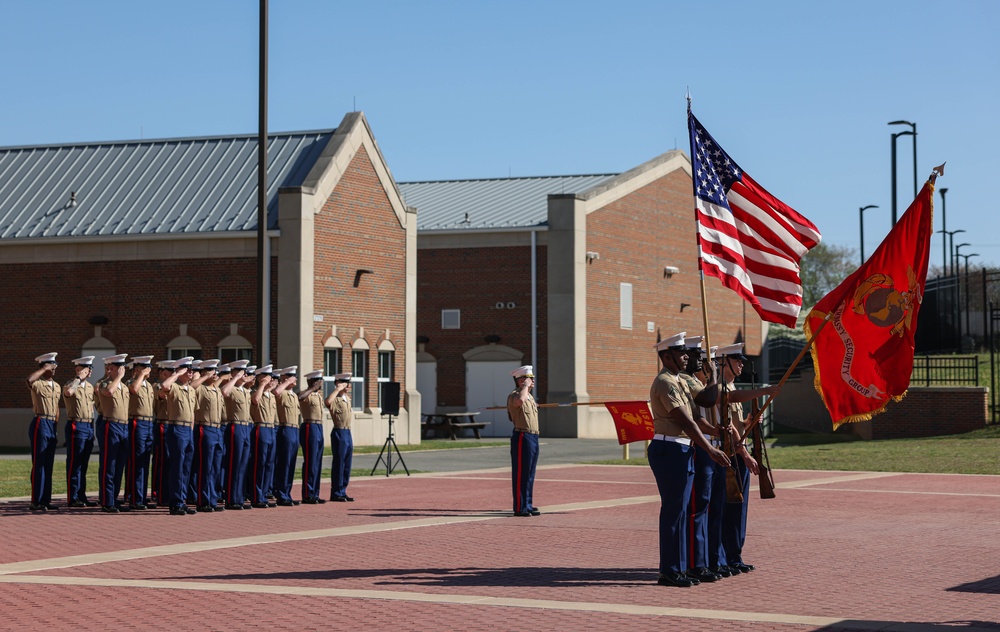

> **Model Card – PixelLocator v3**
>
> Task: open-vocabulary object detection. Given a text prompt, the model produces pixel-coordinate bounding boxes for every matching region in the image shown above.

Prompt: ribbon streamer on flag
[688,111,821,327]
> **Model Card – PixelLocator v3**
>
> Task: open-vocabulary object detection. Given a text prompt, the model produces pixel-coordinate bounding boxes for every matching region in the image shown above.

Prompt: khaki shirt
[507,390,539,434]
[154,381,168,420]
[722,381,747,446]
[64,380,95,421]
[329,395,353,430]
[164,383,196,423]
[98,380,130,422]
[301,390,324,422]
[128,380,156,419]
[29,378,61,418]
[251,391,277,425]
[225,387,252,422]
[277,390,300,427]
[649,367,700,436]
[94,379,109,417]
[195,384,224,425]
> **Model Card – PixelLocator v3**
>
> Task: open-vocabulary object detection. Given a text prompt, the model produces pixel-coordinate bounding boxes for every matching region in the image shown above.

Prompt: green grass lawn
[340,439,507,455]
[590,425,1000,475]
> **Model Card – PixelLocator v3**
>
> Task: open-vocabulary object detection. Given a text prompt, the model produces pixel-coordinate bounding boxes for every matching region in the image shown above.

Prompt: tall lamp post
[958,253,979,338]
[889,120,918,225]
[859,204,878,264]
[953,242,971,273]
[939,187,949,275]
[937,229,965,276]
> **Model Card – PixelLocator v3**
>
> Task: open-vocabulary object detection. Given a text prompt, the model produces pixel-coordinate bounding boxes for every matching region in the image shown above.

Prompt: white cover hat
[72,356,95,366]
[654,332,686,352]
[717,343,746,359]
[255,364,273,376]
[172,356,195,369]
[229,359,250,371]
[130,355,154,366]
[198,359,220,371]
[684,335,703,350]
[278,366,297,376]
[511,365,534,378]
[333,372,352,380]
[35,352,58,364]
[304,370,322,380]
[103,353,128,365]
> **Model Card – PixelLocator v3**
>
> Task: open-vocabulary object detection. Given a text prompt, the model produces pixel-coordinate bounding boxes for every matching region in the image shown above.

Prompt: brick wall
[585,169,763,401]
[2,256,277,409]
[416,245,546,408]
[312,145,407,408]
[855,387,988,440]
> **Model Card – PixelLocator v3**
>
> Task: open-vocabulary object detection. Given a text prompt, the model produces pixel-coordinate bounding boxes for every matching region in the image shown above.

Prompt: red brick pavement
[1,466,998,631]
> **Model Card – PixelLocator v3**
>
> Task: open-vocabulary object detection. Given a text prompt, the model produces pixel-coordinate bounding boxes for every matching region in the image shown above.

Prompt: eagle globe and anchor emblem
[851,266,921,337]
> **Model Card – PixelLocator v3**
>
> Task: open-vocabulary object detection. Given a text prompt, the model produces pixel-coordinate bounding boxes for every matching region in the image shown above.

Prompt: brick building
[401,150,764,438]
[0,112,419,447]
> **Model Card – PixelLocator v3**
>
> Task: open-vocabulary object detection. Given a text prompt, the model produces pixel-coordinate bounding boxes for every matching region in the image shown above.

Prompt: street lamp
[859,204,878,264]
[957,253,979,340]
[939,187,949,275]
[953,242,971,273]
[937,229,965,276]
[889,120,918,198]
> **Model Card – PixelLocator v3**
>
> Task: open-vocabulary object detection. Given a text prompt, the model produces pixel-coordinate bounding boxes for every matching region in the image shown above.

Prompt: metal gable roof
[399,173,617,231]
[0,129,334,240]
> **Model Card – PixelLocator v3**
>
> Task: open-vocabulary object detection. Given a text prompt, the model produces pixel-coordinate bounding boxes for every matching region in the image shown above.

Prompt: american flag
[688,111,821,327]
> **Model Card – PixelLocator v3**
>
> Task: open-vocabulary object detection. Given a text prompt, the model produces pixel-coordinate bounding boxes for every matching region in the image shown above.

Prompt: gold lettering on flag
[604,401,655,445]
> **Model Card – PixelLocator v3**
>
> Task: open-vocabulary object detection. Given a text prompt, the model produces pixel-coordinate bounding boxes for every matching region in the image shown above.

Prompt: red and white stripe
[697,173,821,328]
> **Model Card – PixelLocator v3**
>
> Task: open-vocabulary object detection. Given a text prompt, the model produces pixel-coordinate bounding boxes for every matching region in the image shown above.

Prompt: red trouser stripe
[515,433,524,511]
[66,422,75,502]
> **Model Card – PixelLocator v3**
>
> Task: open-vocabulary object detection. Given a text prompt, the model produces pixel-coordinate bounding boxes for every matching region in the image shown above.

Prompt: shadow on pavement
[166,566,654,587]
[947,573,1000,594]
[812,622,1000,632]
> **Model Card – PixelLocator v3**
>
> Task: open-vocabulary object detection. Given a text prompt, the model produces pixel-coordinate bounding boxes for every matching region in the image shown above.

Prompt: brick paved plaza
[1,463,998,630]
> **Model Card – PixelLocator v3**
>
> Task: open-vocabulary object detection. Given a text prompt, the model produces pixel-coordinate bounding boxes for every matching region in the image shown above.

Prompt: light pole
[939,187,948,275]
[937,229,965,276]
[859,204,878,264]
[958,253,979,337]
[890,120,918,199]
[953,242,971,273]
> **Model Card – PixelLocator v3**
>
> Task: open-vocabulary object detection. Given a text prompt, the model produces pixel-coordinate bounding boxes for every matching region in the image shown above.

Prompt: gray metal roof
[0,130,334,239]
[400,174,617,231]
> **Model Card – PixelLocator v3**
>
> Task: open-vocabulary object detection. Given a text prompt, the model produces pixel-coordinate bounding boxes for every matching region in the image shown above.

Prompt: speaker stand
[370,414,410,477]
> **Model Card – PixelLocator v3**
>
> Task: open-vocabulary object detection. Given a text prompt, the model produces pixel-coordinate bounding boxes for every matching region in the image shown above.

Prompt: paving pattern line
[0,574,846,627]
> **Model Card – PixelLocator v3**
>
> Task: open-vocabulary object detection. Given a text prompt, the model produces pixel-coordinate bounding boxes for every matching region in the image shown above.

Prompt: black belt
[105,417,128,425]
[34,416,57,423]
[513,429,538,435]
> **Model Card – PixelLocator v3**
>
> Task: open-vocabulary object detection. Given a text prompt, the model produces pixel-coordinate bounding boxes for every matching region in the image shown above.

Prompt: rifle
[720,379,744,503]
[750,398,776,499]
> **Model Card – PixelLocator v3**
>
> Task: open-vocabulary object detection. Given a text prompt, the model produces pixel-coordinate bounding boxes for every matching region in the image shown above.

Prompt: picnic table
[421,411,491,440]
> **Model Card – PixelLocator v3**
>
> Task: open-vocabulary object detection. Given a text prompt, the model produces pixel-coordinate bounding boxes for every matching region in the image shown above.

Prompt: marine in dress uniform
[126,356,156,510]
[159,357,205,515]
[678,337,726,583]
[507,365,539,517]
[97,354,131,513]
[221,360,253,510]
[150,360,174,508]
[648,333,730,587]
[272,366,302,507]
[298,370,326,505]
[215,363,233,505]
[249,365,278,508]
[325,373,354,503]
[63,356,97,507]
[27,352,61,511]
[716,343,779,575]
[192,359,225,512]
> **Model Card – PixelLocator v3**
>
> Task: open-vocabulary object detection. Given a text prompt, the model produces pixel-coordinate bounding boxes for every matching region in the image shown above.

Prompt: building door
[466,360,520,437]
[416,360,437,416]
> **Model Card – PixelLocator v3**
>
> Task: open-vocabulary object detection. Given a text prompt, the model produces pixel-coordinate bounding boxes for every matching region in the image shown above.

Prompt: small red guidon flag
[605,401,655,444]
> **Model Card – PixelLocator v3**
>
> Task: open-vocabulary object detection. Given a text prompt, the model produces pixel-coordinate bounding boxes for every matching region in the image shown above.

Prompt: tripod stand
[370,414,409,477]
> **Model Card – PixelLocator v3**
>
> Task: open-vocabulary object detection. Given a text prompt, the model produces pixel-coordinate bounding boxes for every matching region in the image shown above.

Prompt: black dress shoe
[657,572,696,587]
[732,562,755,573]
[251,502,272,509]
[514,511,533,517]
[29,503,47,512]
[725,564,741,575]
[70,500,86,508]
[343,496,354,502]
[328,496,347,503]
[266,493,276,500]
[528,508,541,516]
[214,504,226,511]
[242,503,253,510]
[196,505,215,513]
[101,506,120,514]
[129,504,148,511]
[225,504,244,510]
[276,499,296,507]
[184,506,197,515]
[711,566,732,578]
[688,567,721,583]
[145,502,157,509]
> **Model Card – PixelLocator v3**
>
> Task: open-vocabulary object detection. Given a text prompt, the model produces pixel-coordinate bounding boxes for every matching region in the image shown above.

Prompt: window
[220,347,253,364]
[322,348,342,399]
[442,309,461,329]
[169,348,203,361]
[351,350,367,411]
[377,350,395,409]
[620,282,633,330]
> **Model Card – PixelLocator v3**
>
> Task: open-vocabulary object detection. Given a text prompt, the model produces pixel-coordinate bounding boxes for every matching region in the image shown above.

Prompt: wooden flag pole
[738,309,835,442]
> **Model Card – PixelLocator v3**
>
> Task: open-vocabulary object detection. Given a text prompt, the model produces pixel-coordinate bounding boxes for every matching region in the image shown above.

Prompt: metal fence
[909,355,979,387]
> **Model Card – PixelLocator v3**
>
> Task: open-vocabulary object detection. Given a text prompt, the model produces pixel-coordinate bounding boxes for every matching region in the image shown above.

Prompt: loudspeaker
[381,382,401,416]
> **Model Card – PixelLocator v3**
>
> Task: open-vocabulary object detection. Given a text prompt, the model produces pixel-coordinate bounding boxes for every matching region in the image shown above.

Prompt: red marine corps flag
[804,171,939,428]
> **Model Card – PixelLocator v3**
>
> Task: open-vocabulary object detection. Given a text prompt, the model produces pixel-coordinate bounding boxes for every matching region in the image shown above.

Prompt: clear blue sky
[2,1,998,269]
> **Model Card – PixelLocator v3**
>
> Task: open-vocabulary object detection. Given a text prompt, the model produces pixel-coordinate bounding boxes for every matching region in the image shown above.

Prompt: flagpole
[738,309,835,442]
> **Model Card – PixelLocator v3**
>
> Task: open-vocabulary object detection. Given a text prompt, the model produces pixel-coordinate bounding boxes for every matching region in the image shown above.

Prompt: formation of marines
[649,332,777,587]
[26,352,356,514]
